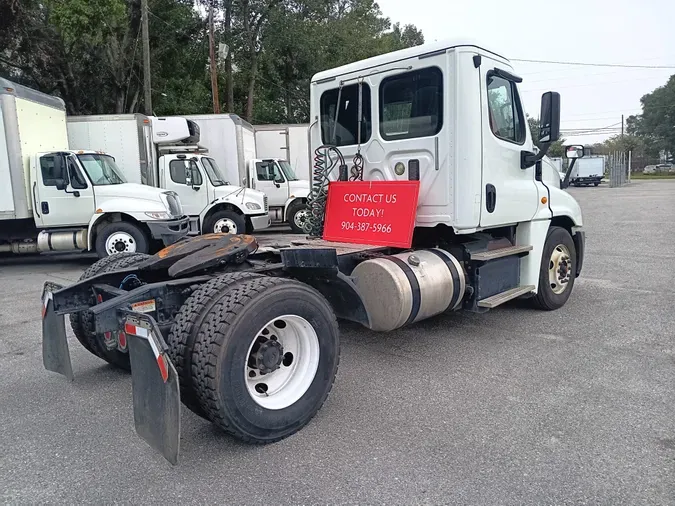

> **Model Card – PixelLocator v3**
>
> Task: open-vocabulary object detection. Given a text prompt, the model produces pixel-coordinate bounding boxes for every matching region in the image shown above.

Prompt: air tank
[351,248,466,332]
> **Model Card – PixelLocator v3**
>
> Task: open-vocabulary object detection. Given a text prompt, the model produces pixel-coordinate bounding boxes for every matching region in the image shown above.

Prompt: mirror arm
[561,158,578,189]
[521,141,551,169]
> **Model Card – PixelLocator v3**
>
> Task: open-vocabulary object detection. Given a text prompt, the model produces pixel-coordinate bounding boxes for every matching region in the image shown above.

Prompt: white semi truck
[42,39,587,465]
[254,123,311,181]
[184,114,311,233]
[0,79,189,258]
[67,114,271,235]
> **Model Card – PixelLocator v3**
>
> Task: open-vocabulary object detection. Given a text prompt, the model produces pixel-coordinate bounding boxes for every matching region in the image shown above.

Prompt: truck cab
[246,157,310,233]
[30,149,188,256]
[157,149,269,235]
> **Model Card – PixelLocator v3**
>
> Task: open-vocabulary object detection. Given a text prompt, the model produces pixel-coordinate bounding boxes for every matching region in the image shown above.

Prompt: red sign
[322,181,420,248]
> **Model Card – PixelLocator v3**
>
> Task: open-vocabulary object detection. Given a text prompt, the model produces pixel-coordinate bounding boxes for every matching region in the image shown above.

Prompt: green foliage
[527,115,565,156]
[0,0,424,122]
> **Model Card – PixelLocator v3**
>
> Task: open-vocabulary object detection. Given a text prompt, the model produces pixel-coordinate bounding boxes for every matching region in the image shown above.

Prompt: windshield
[202,157,228,186]
[278,160,298,181]
[77,154,126,185]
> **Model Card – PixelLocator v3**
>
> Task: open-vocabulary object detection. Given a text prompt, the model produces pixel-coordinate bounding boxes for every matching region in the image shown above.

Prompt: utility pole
[621,114,624,139]
[208,1,221,114]
[141,0,152,115]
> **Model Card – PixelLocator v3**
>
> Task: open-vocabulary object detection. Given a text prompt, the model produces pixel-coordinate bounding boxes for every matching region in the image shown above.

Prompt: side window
[379,67,443,141]
[67,157,88,189]
[487,74,525,144]
[256,162,284,183]
[40,155,67,186]
[169,160,202,185]
[320,83,372,146]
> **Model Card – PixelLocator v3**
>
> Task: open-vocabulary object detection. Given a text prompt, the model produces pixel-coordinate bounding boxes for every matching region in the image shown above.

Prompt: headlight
[245,202,261,210]
[145,211,170,220]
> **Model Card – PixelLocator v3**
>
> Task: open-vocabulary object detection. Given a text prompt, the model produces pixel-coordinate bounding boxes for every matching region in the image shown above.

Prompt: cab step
[470,244,533,262]
[477,285,535,309]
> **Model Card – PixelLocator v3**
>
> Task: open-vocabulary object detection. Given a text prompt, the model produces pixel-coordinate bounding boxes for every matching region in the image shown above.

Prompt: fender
[86,197,167,250]
[283,196,307,220]
[199,200,246,229]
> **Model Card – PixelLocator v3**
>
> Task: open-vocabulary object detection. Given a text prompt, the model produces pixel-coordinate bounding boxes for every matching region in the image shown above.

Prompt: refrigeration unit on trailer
[67,114,270,235]
[0,79,188,258]
[185,114,311,233]
[42,39,586,465]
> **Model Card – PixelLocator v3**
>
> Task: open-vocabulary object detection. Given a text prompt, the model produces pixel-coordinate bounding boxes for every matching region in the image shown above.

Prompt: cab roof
[311,38,510,84]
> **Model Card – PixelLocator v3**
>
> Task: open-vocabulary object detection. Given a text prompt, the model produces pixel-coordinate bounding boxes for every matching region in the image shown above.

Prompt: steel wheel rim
[245,314,320,410]
[213,217,238,234]
[548,244,572,295]
[293,208,309,229]
[105,232,136,255]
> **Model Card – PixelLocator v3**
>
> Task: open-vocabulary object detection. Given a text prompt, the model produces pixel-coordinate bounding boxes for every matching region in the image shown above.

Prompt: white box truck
[67,114,270,235]
[254,124,311,181]
[570,155,604,186]
[0,78,189,258]
[184,114,311,233]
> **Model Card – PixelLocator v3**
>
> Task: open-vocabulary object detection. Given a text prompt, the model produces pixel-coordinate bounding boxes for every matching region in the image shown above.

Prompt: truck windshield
[202,157,228,186]
[278,160,299,181]
[77,154,127,185]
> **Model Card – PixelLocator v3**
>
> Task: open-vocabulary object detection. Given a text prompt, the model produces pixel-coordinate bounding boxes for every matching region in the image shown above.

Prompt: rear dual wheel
[169,275,340,443]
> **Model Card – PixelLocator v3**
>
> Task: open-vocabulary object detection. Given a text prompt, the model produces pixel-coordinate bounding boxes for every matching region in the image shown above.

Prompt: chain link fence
[608,151,630,187]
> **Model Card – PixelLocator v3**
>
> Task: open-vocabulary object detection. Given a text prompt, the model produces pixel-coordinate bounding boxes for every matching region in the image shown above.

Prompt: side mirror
[55,180,67,191]
[565,145,585,159]
[539,91,561,144]
[185,167,192,187]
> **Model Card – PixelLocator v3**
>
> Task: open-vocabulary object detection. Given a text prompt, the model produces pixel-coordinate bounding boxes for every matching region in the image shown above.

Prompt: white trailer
[184,114,311,233]
[67,114,270,235]
[570,156,604,186]
[254,124,311,181]
[0,78,189,257]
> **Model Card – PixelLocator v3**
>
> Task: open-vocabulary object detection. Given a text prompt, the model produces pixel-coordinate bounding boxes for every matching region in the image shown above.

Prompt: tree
[527,115,565,156]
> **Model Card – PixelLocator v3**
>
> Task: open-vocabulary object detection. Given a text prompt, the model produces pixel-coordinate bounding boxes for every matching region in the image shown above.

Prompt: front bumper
[573,230,585,277]
[249,213,271,231]
[145,216,189,245]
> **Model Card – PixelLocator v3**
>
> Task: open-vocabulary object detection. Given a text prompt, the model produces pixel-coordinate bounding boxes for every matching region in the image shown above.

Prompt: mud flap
[41,282,73,381]
[123,312,181,465]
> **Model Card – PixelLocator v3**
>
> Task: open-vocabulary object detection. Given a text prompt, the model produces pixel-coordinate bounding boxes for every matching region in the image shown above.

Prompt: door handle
[192,186,201,191]
[485,184,496,213]
[41,202,50,215]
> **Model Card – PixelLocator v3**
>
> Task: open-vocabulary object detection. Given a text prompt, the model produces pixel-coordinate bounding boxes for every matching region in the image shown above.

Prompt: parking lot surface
[1,180,674,505]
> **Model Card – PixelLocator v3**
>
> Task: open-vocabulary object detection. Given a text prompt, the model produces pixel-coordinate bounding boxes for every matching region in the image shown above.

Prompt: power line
[512,58,675,69]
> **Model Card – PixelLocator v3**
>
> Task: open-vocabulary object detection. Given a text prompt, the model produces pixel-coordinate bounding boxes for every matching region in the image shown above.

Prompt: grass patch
[630,173,675,180]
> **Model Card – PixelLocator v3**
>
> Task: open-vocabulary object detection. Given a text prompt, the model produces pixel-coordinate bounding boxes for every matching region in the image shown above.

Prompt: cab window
[487,74,525,144]
[320,83,372,146]
[379,67,443,140]
[40,155,66,186]
[256,161,284,183]
[169,160,202,185]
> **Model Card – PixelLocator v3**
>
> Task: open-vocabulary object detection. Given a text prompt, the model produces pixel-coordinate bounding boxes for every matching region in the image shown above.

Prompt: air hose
[304,145,346,236]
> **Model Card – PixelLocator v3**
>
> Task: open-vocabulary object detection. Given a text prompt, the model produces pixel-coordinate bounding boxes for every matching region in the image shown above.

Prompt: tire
[166,272,263,418]
[287,202,309,234]
[191,276,340,444]
[531,226,577,311]
[594,182,600,187]
[69,252,151,369]
[204,210,246,235]
[95,221,149,258]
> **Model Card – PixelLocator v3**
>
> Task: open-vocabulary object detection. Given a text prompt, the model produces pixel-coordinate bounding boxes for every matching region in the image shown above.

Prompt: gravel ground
[1,180,674,505]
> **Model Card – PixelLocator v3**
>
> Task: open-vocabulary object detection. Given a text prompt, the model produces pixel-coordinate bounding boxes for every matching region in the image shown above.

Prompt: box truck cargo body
[254,124,310,181]
[570,156,604,186]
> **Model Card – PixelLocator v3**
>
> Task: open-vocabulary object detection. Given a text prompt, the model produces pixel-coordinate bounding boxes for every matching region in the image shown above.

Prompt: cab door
[161,158,209,217]
[253,160,289,208]
[479,59,539,227]
[34,152,95,227]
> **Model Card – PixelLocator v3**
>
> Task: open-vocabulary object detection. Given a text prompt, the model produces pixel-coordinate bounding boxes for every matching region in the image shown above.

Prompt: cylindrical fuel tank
[37,230,88,252]
[351,248,466,332]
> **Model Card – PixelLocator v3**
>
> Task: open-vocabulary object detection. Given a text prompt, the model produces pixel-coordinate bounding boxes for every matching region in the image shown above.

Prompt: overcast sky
[377,0,675,144]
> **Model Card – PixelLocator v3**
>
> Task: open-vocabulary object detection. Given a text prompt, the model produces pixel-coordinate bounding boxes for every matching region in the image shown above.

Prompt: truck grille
[166,193,182,217]
[263,195,268,211]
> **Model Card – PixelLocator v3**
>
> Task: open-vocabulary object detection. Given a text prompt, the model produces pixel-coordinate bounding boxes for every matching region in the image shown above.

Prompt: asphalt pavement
[1,180,674,505]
